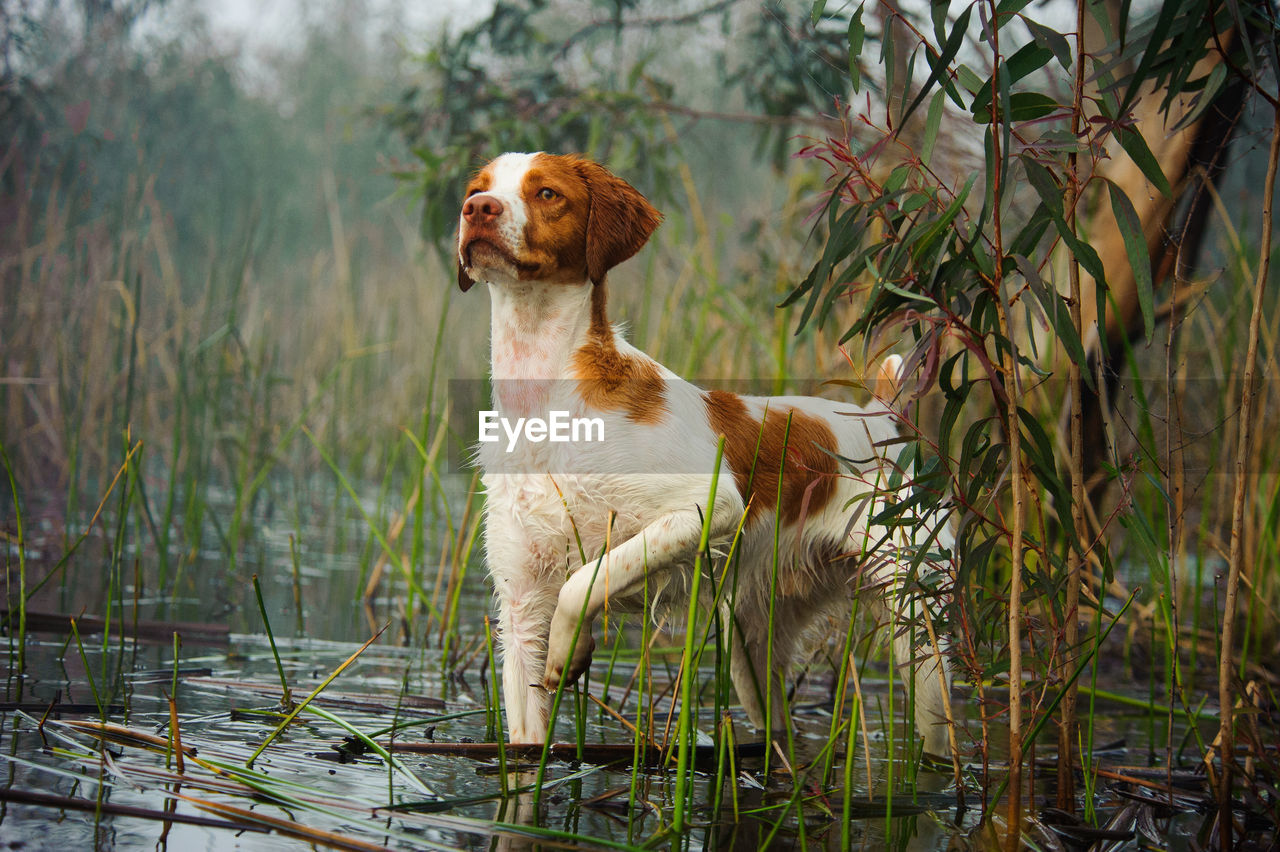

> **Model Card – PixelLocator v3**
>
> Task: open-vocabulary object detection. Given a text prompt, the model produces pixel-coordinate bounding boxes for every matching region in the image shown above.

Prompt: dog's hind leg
[722,592,817,738]
[879,589,952,758]
[725,619,787,737]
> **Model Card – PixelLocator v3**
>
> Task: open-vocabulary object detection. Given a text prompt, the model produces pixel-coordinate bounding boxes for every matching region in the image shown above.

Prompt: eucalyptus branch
[979,2,1028,847]
[557,0,741,58]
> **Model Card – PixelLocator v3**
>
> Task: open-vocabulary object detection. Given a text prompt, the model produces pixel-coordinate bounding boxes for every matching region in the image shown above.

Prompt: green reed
[1,443,27,684]
[672,439,725,834]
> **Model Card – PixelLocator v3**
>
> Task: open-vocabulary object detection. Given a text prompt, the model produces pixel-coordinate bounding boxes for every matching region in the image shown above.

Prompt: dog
[456,152,953,756]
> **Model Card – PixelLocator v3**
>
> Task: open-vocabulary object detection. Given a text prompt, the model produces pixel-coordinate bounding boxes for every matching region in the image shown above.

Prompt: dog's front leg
[543,496,741,691]
[495,580,559,743]
[487,530,562,744]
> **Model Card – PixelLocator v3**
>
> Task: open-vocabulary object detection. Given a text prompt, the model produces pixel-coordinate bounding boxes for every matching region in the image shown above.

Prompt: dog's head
[456,153,662,292]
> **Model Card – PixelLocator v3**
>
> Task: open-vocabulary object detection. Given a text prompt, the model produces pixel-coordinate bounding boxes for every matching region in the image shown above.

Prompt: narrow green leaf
[883,166,910,194]
[881,12,896,101]
[900,191,929,214]
[1106,179,1154,338]
[901,4,973,126]
[1022,157,1107,288]
[912,175,975,263]
[878,276,937,305]
[930,2,949,43]
[811,0,828,25]
[1021,17,1072,70]
[1021,157,1063,216]
[956,63,984,95]
[972,41,1055,113]
[1008,201,1051,258]
[847,4,865,93]
[1170,62,1227,132]
[1018,407,1072,518]
[1118,0,1179,116]
[921,88,944,167]
[973,91,1061,123]
[994,0,1034,15]
[793,207,863,330]
[996,63,1014,188]
[1013,254,1093,385]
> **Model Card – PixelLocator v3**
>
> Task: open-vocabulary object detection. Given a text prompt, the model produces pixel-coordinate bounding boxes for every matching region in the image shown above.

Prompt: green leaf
[1106,179,1154,338]
[930,2,949,43]
[1018,406,1071,516]
[881,13,896,101]
[1022,157,1107,288]
[921,88,944,167]
[994,0,1034,16]
[1118,0,1180,116]
[847,4,865,93]
[1021,158,1063,214]
[1008,200,1051,258]
[811,0,827,26]
[790,206,864,331]
[970,41,1054,115]
[1170,61,1227,132]
[956,63,984,95]
[1021,17,1072,71]
[884,165,910,193]
[1004,40,1056,80]
[973,91,1061,123]
[901,4,973,127]
[900,190,929,214]
[912,174,975,264]
[1013,254,1092,383]
[879,275,938,305]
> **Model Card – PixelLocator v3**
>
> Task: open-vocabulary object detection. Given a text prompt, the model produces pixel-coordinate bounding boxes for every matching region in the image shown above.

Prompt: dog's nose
[463,194,504,224]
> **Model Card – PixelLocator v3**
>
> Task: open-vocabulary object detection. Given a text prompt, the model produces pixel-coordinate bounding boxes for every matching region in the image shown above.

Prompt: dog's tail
[871,353,904,403]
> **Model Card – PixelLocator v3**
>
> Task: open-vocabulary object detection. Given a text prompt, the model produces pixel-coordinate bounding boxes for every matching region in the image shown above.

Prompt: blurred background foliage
[2,0,405,281]
[1,0,903,512]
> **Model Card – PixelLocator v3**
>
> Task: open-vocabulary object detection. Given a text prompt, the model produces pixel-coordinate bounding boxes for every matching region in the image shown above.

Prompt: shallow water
[0,488,1232,850]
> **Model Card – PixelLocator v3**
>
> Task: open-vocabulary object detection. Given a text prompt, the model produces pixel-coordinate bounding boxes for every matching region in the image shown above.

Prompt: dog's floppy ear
[573,158,662,285]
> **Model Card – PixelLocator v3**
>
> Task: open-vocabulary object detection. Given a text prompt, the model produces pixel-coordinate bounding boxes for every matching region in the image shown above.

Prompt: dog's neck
[487,279,615,406]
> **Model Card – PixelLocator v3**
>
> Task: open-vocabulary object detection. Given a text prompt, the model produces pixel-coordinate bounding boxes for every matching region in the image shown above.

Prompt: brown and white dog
[456,152,953,755]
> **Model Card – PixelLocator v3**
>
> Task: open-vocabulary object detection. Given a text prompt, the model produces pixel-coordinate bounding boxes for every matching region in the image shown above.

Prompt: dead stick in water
[383,739,767,768]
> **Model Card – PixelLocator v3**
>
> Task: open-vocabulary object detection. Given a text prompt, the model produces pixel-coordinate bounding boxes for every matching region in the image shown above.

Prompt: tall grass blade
[673,437,725,835]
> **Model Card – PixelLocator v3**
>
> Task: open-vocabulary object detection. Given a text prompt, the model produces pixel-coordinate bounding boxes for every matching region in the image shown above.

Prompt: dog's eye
[537,188,558,201]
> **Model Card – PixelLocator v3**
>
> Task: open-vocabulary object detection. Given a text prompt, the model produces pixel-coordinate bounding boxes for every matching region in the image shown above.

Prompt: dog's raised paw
[543,629,595,691]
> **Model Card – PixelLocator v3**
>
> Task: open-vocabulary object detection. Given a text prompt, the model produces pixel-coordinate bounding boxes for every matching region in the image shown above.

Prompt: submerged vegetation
[2,0,1279,849]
